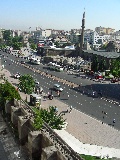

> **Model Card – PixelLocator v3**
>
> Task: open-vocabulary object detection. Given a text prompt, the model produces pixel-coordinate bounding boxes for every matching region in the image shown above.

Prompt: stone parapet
[2,99,82,160]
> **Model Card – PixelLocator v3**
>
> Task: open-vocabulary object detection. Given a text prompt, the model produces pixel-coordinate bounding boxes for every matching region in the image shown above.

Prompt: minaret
[80,11,85,54]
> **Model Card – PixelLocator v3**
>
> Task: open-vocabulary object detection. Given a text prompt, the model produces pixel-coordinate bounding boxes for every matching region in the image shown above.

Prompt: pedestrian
[54,106,58,113]
[113,119,115,126]
[69,106,73,113]
[67,95,69,100]
[57,90,60,97]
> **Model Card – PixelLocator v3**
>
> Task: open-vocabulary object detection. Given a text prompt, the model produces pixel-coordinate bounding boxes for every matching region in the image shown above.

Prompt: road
[1,50,120,130]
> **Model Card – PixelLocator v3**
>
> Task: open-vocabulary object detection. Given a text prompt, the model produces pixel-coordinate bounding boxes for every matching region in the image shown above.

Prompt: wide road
[1,50,120,101]
[1,50,120,130]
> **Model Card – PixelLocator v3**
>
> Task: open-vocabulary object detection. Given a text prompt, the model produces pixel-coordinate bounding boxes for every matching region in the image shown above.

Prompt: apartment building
[91,31,110,44]
[110,30,120,41]
[31,30,42,41]
[70,29,82,34]
[65,33,80,44]
[95,26,115,35]
[42,29,52,38]
[12,30,22,37]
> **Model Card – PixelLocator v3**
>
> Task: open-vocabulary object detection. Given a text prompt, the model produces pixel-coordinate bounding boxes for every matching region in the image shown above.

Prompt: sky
[0,0,120,31]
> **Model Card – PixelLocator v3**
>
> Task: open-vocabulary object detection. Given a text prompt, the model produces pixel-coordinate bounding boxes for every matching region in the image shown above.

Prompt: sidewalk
[3,68,120,159]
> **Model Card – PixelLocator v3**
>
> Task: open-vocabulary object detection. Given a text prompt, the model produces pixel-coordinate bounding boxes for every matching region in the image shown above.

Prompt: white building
[12,30,22,37]
[91,31,110,45]
[42,29,52,38]
[31,30,42,40]
[110,30,120,41]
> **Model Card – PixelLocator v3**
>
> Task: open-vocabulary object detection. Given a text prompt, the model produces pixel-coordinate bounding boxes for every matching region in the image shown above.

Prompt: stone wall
[4,100,83,160]
[46,48,76,57]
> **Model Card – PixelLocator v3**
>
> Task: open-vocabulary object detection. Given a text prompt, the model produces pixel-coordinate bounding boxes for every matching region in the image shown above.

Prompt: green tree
[110,58,120,77]
[2,30,11,41]
[105,41,116,52]
[2,30,12,46]
[100,43,108,50]
[99,59,106,72]
[12,42,23,50]
[28,37,34,43]
[54,41,60,48]
[30,43,36,50]
[0,81,21,108]
[91,56,99,72]
[18,74,35,94]
[12,36,23,50]
[33,106,66,130]
[61,42,72,48]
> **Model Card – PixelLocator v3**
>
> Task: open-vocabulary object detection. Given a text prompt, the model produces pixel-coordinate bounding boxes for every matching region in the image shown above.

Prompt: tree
[54,41,60,48]
[105,41,116,52]
[110,58,120,77]
[18,74,35,94]
[33,106,66,130]
[28,37,34,44]
[30,43,36,50]
[0,81,21,108]
[2,30,12,42]
[12,36,23,50]
[61,42,72,48]
[2,30,13,46]
[99,59,106,72]
[91,56,99,72]
[12,42,23,50]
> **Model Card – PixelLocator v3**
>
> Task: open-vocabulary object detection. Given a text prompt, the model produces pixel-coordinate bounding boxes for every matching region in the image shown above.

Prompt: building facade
[95,26,115,35]
[42,29,52,38]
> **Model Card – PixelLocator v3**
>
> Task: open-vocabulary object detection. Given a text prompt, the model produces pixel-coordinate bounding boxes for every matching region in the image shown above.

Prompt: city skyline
[0,0,120,31]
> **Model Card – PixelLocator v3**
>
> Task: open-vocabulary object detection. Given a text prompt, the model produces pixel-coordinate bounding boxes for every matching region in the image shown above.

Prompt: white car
[53,84,63,92]
[14,73,21,79]
[34,79,39,85]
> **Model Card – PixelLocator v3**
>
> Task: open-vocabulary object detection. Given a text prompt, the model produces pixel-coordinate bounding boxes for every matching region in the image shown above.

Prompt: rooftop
[83,50,120,59]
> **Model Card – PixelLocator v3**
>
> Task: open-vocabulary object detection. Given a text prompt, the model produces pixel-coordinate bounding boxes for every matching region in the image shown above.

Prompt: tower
[80,11,85,54]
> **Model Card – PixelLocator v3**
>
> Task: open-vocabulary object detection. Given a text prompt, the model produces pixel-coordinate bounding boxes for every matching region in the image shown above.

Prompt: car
[111,78,119,83]
[34,79,39,85]
[14,73,21,79]
[94,73,103,80]
[21,61,25,64]
[53,84,63,92]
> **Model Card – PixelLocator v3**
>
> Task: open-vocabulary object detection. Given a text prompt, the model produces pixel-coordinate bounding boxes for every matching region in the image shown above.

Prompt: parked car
[34,79,39,85]
[14,73,21,79]
[94,73,103,80]
[53,84,63,92]
[111,78,119,83]
[21,61,25,64]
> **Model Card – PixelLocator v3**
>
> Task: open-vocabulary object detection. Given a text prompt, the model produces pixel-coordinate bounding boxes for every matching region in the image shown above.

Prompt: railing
[20,99,83,160]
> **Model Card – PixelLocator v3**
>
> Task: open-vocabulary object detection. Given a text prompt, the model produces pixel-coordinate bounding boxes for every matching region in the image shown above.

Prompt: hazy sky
[0,0,120,31]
